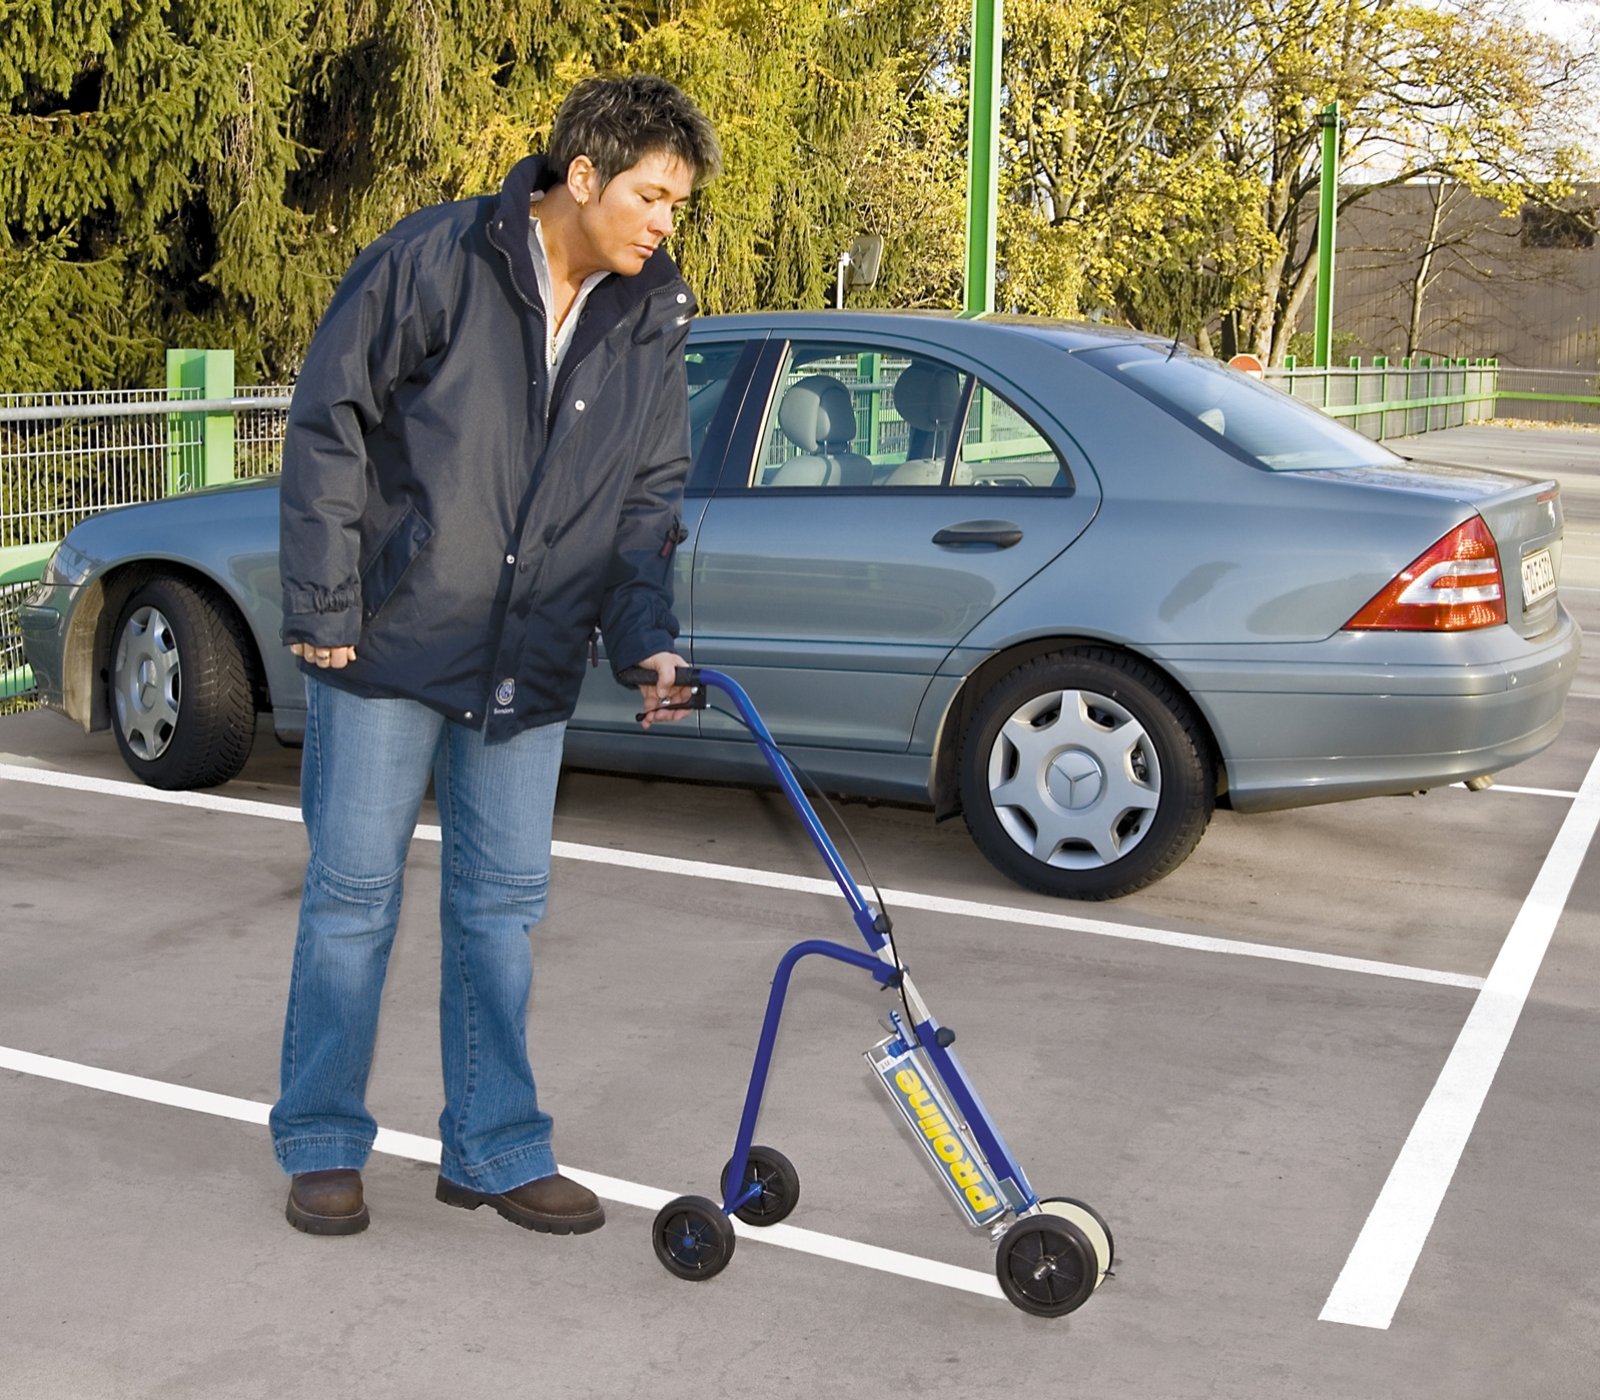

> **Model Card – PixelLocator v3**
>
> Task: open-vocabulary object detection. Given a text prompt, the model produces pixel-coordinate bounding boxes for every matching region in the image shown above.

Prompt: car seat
[769,374,874,486]
[882,362,963,486]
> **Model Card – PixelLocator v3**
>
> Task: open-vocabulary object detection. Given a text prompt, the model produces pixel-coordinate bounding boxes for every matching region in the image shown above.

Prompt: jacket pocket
[360,504,435,624]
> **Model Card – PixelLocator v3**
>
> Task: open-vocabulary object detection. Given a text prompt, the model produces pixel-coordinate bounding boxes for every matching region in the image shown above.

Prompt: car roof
[693,309,1171,355]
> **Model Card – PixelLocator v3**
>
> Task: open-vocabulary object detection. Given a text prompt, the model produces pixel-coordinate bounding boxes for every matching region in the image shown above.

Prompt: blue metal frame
[690,667,1038,1222]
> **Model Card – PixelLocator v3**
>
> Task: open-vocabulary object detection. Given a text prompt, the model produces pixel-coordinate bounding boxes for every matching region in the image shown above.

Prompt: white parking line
[0,1044,1005,1302]
[0,761,1485,990]
[1480,783,1581,799]
[1320,743,1600,1329]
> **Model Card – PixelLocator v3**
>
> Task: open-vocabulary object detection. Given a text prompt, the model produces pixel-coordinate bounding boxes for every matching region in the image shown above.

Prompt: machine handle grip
[615,665,702,689]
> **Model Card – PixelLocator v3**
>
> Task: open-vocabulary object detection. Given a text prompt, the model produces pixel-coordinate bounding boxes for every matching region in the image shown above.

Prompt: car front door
[687,332,1101,753]
[570,335,765,734]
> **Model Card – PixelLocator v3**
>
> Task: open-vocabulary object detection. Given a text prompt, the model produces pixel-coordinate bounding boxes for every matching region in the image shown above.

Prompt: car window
[747,342,1070,491]
[1076,344,1404,472]
[684,342,753,490]
[954,380,1067,488]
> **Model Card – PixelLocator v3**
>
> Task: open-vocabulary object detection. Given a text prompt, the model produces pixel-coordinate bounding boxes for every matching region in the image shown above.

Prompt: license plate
[1521,548,1556,607]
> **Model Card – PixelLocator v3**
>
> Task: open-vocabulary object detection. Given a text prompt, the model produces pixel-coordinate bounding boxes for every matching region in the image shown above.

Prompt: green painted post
[963,0,1003,317]
[858,352,881,455]
[1313,102,1341,367]
[166,348,235,494]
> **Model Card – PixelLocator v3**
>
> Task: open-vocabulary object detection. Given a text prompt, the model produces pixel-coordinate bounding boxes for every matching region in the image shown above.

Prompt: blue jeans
[270,678,567,1192]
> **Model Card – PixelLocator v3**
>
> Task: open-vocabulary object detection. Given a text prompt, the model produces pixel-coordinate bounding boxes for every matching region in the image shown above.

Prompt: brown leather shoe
[286,1169,369,1235]
[436,1172,604,1234]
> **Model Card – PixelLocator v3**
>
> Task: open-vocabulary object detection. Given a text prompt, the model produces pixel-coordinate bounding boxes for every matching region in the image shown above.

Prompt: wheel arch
[76,560,268,733]
[928,636,1227,819]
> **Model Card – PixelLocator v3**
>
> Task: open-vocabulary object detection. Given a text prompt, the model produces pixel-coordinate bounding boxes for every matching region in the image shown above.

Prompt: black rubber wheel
[719,1145,800,1226]
[653,1195,736,1281]
[109,576,257,791]
[1039,1196,1115,1275]
[959,648,1214,899]
[995,1212,1099,1317]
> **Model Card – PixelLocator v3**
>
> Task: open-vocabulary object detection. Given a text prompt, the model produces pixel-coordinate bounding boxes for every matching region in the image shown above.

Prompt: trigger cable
[704,701,915,1032]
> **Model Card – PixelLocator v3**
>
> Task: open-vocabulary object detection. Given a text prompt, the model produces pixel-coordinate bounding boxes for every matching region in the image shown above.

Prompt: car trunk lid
[1306,459,1564,640]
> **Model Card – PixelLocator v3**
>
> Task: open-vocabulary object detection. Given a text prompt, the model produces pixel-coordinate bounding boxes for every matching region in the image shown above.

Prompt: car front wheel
[110,576,257,790]
[959,649,1214,899]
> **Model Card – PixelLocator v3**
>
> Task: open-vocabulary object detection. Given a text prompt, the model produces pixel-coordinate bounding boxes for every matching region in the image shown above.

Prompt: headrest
[778,374,858,452]
[893,363,962,432]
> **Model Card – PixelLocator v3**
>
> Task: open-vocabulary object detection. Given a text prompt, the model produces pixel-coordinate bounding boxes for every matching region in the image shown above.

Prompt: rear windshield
[1076,344,1403,472]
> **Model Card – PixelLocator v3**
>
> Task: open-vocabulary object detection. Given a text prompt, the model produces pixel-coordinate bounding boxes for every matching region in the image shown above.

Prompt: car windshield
[1076,344,1404,472]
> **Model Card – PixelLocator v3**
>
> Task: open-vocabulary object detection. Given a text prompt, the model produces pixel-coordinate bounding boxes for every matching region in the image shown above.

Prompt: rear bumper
[1157,609,1582,812]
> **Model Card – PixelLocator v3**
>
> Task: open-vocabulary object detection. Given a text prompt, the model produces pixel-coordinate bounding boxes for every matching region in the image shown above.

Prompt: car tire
[109,576,257,790]
[959,649,1214,899]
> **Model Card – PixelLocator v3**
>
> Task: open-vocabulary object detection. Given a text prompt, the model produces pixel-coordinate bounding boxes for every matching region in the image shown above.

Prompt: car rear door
[687,331,1101,752]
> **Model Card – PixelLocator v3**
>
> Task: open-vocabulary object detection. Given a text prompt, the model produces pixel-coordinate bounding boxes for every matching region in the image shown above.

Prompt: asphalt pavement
[2,425,1598,1399]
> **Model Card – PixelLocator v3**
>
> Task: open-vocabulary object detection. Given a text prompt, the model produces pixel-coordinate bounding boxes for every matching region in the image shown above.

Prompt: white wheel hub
[986,687,1161,870]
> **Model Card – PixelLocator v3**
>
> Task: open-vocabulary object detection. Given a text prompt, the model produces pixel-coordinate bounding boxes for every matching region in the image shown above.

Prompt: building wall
[1316,182,1599,371]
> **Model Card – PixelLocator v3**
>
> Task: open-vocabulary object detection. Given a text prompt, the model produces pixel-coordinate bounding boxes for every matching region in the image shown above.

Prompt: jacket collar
[486,154,693,340]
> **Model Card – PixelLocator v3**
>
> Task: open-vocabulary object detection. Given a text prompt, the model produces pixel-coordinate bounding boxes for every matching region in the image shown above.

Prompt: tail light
[1343,515,1506,631]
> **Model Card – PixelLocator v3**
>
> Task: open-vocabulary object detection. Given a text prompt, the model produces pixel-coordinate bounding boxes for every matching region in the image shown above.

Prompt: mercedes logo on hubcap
[1047,748,1104,810]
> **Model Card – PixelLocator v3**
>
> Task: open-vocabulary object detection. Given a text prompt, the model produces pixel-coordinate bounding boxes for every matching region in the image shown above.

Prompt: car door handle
[932,520,1024,548]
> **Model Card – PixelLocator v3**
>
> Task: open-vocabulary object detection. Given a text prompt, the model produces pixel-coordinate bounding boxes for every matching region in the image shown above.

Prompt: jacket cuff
[281,613,362,649]
[609,627,679,676]
[284,582,361,615]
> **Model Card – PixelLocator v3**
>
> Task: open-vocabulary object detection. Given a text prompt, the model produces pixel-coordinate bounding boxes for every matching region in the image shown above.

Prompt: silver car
[19,312,1580,898]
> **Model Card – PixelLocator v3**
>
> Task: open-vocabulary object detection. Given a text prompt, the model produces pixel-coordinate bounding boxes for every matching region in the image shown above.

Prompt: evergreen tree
[1,1,315,388]
[0,0,943,389]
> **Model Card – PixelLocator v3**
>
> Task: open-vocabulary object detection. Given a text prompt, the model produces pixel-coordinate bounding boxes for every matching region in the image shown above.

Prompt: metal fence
[1262,361,1600,439]
[0,386,292,550]
[1263,360,1499,439]
[1491,368,1600,425]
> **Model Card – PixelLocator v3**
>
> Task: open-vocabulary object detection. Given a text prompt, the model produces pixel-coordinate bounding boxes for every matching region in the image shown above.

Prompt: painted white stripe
[0,762,1484,990]
[1320,743,1600,1329]
[0,1044,1003,1301]
[1470,782,1580,799]
[559,842,1486,990]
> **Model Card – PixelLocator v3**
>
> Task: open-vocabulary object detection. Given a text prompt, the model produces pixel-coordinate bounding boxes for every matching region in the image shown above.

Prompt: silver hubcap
[986,688,1161,870]
[113,606,181,761]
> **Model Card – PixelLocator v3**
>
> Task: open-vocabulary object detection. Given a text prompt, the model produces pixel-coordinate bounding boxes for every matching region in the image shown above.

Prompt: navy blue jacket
[278,155,695,737]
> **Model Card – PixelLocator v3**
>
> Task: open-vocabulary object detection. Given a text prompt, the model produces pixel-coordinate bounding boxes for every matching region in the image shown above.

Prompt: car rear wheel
[110,576,257,790]
[959,649,1214,899]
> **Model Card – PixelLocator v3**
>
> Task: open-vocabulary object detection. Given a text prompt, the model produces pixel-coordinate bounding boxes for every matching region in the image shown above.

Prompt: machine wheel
[653,1196,736,1281]
[959,648,1214,900]
[994,1212,1100,1318]
[719,1145,800,1226]
[1039,1196,1115,1279]
[110,576,257,790]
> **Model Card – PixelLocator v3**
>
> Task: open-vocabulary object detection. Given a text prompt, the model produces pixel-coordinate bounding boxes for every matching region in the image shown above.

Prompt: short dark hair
[548,75,721,192]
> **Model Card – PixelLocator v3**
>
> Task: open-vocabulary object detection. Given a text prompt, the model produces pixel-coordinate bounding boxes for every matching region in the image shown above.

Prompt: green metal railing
[1263,358,1600,440]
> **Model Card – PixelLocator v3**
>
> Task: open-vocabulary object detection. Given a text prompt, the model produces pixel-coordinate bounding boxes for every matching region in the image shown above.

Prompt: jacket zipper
[489,215,552,429]
[659,517,688,559]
